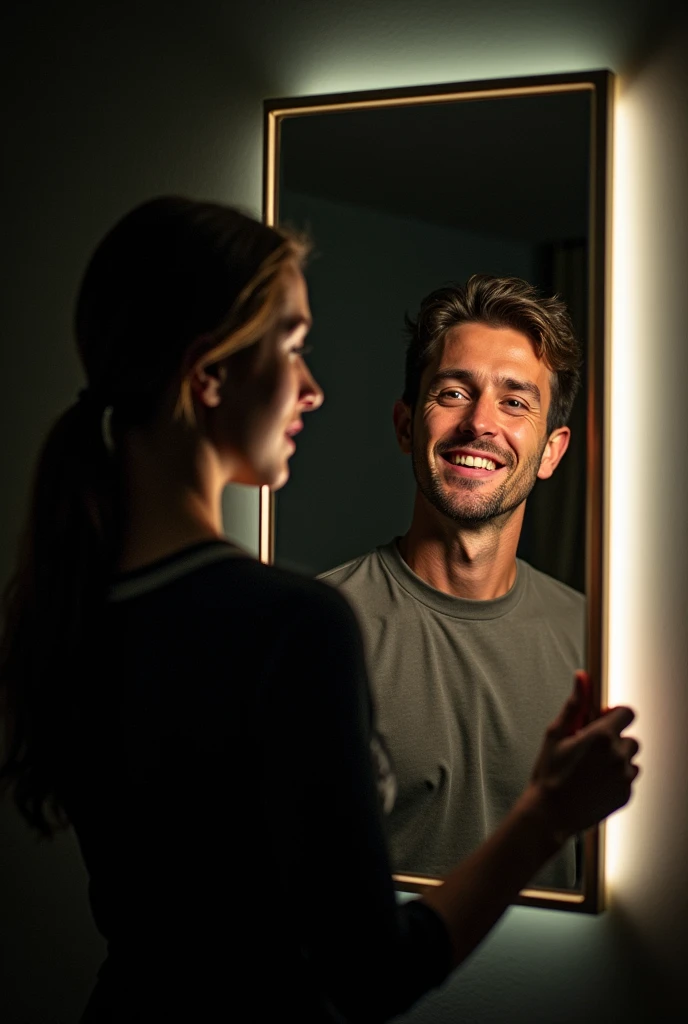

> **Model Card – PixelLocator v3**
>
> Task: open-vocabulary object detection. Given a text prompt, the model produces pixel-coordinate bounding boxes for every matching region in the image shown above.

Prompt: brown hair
[402,274,582,433]
[0,196,307,835]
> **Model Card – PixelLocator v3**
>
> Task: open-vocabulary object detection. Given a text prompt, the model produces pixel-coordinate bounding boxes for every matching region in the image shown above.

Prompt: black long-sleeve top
[61,541,452,1023]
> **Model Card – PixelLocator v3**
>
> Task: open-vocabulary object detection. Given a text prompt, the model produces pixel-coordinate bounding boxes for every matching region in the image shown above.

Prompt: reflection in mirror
[265,73,611,912]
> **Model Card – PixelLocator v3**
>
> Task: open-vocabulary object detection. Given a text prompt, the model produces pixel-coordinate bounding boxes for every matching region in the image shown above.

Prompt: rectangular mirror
[263,70,612,912]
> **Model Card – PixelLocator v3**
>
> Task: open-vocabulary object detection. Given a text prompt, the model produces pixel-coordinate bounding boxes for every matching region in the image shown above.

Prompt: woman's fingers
[533,697,640,833]
[586,704,635,737]
[567,670,593,735]
[547,671,591,741]
[620,736,640,760]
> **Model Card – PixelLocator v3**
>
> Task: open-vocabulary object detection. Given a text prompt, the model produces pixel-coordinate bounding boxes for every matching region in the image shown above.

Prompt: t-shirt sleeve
[259,581,452,1022]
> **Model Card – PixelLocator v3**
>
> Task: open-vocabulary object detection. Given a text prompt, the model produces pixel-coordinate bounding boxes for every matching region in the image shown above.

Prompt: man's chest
[357,604,582,793]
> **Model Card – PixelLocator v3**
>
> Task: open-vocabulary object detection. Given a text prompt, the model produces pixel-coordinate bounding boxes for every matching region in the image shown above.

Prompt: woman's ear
[182,335,226,409]
[190,361,226,408]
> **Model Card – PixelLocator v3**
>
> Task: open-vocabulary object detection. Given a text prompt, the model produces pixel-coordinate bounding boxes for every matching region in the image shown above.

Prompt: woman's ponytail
[0,396,116,835]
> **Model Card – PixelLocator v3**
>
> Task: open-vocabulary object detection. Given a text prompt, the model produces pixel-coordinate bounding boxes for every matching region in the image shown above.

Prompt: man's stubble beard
[411,440,547,527]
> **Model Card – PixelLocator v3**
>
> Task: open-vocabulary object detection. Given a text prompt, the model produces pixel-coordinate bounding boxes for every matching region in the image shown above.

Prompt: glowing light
[605,58,677,894]
[606,87,635,887]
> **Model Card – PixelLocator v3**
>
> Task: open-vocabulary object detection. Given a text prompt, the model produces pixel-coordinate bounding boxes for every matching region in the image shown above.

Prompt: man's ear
[393,399,413,454]
[537,426,571,480]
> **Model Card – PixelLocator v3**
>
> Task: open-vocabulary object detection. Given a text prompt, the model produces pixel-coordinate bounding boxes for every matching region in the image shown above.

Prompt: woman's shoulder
[214,555,359,627]
[109,540,359,633]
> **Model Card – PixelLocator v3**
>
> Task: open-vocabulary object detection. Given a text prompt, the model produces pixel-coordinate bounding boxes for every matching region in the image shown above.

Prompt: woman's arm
[261,582,452,1021]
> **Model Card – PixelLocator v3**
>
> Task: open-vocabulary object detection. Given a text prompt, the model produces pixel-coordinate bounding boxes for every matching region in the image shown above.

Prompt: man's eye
[291,344,313,357]
[504,398,526,409]
[438,389,467,402]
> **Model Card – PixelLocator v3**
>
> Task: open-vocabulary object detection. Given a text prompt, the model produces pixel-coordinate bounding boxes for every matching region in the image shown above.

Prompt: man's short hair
[402,274,582,433]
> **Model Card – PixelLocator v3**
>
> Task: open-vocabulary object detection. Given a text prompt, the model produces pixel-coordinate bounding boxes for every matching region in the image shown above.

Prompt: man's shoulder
[318,547,382,587]
[519,560,586,617]
[317,545,397,608]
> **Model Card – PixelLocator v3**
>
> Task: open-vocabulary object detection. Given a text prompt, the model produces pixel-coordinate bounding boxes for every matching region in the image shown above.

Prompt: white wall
[1,2,686,1021]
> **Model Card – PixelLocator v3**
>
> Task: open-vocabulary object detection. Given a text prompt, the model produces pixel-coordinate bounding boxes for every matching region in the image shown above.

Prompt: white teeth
[451,454,497,470]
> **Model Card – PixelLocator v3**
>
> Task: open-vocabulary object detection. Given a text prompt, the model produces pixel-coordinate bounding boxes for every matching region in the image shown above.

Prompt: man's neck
[398,494,525,601]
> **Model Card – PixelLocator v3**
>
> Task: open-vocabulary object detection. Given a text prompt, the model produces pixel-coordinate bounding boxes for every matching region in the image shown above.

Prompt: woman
[0,196,639,1022]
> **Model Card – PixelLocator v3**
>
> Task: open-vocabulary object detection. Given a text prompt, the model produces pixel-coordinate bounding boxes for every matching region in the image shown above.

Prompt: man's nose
[458,394,497,436]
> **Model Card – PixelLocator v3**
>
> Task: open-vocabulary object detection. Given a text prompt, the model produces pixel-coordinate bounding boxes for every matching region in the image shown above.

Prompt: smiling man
[319,275,585,888]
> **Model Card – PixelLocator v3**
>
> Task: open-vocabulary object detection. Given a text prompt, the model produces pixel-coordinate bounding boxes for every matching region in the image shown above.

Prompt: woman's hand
[526,670,640,845]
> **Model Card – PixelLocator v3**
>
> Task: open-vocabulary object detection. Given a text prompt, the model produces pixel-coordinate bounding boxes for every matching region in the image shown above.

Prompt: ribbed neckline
[376,538,527,621]
[108,539,252,602]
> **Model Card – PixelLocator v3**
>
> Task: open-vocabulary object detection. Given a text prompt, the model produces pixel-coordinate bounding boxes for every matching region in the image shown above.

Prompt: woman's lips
[284,421,302,453]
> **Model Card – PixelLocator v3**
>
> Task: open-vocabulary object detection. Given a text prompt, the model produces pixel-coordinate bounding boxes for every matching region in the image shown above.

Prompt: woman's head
[75,195,324,490]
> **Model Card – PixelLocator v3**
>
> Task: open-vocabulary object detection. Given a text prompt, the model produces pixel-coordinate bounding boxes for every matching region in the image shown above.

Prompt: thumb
[550,671,591,740]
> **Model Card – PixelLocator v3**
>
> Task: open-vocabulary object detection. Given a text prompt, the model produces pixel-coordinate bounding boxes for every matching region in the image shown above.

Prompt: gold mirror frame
[262,70,613,913]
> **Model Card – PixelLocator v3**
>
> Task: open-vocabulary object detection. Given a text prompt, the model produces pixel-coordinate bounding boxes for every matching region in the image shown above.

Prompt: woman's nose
[300,363,324,412]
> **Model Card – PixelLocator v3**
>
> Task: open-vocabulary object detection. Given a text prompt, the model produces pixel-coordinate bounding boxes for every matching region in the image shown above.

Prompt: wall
[1,1,686,1021]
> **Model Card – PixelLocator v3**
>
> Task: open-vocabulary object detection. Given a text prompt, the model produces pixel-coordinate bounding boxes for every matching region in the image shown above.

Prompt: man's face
[394,322,570,527]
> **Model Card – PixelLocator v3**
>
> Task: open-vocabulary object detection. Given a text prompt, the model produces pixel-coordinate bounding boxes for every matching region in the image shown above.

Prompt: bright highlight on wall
[605,41,688,994]
[605,27,688,893]
[606,87,635,888]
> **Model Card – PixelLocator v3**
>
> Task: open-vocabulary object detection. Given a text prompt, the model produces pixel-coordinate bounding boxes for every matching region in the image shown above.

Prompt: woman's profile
[0,196,639,1023]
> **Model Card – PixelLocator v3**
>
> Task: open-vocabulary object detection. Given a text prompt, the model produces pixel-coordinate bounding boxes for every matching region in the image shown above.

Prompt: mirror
[263,71,612,912]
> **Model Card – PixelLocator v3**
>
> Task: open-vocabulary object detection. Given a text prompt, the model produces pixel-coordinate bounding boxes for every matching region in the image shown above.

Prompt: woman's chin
[267,461,291,491]
[226,458,290,490]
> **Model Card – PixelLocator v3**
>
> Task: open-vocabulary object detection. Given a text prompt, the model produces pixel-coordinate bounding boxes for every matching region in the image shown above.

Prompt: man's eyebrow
[498,376,541,404]
[428,368,541,404]
[427,368,477,390]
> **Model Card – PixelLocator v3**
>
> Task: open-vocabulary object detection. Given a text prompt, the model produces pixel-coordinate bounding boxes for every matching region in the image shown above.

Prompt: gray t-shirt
[319,540,585,890]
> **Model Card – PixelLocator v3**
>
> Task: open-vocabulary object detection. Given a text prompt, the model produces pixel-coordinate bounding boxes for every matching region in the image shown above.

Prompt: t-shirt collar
[376,537,527,620]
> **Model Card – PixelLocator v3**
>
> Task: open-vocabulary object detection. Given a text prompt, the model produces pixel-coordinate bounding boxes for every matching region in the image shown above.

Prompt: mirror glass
[265,75,610,910]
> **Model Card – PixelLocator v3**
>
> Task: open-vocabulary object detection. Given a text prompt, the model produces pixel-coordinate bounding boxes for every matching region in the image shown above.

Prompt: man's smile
[439,445,510,480]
